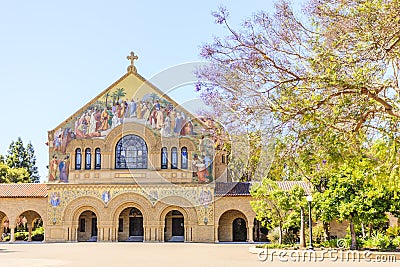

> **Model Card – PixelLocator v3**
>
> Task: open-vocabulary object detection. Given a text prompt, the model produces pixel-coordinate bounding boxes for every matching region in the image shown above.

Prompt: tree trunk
[279,224,283,245]
[323,221,330,241]
[361,223,366,238]
[300,207,306,248]
[349,221,357,250]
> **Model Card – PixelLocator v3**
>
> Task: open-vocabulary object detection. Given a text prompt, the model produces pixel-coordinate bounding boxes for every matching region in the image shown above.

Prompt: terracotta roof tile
[0,183,48,198]
[215,182,251,196]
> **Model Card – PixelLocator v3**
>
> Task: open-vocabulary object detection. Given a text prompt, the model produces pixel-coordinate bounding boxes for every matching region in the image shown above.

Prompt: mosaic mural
[48,83,218,183]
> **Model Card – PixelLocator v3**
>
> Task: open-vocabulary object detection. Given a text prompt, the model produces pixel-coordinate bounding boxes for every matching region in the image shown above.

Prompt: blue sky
[0,1,303,181]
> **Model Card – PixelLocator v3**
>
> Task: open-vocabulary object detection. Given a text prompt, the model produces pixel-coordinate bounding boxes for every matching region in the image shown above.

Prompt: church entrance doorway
[129,217,143,236]
[165,210,184,242]
[118,207,144,242]
[78,210,97,242]
[217,210,248,242]
[91,218,98,237]
[232,218,247,242]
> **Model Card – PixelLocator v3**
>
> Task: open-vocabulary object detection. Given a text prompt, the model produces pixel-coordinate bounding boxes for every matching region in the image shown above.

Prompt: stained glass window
[95,148,101,169]
[171,147,178,169]
[115,135,148,169]
[75,148,82,170]
[161,147,168,169]
[181,147,188,169]
[85,148,91,170]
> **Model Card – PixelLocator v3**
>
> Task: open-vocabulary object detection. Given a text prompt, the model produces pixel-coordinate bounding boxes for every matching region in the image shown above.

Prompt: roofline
[48,70,208,137]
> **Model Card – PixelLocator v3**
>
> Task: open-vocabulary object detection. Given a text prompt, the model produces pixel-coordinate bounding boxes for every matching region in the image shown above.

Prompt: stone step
[127,236,144,242]
[168,236,184,242]
[88,236,97,242]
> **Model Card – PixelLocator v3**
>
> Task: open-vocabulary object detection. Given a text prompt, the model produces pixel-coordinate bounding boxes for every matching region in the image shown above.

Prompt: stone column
[10,228,15,243]
[98,227,103,242]
[214,225,219,243]
[247,225,254,243]
[160,226,165,242]
[184,226,188,242]
[28,227,32,242]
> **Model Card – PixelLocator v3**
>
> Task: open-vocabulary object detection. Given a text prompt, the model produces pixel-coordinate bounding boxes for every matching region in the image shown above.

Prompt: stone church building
[0,53,314,243]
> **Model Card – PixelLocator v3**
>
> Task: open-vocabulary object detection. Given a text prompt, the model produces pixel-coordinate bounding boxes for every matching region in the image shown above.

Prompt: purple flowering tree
[196,1,400,246]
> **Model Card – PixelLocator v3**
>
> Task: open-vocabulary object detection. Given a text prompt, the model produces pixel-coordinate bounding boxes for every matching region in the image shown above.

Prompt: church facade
[0,53,267,243]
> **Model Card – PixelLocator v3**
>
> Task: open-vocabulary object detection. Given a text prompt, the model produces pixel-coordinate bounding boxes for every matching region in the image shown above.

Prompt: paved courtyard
[0,242,398,267]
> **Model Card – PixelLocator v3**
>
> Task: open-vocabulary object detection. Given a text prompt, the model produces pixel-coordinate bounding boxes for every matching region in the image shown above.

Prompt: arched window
[171,147,178,169]
[115,134,148,169]
[75,148,82,170]
[161,147,168,169]
[95,148,101,169]
[181,147,188,169]
[85,148,91,170]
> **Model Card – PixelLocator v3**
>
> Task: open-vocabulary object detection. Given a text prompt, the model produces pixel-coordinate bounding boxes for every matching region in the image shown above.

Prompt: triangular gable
[47,69,213,157]
[49,71,204,134]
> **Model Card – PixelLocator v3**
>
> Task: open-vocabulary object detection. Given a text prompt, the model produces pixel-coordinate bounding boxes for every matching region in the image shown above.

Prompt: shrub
[392,236,400,249]
[32,227,44,241]
[363,232,393,250]
[14,231,28,241]
[320,238,340,248]
[386,226,400,238]
[267,228,281,244]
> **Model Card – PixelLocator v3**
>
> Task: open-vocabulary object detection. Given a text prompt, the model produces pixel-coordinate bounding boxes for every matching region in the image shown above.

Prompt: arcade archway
[164,210,184,242]
[118,207,144,242]
[77,210,98,242]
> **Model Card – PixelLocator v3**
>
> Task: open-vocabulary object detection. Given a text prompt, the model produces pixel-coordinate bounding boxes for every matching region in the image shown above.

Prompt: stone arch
[104,122,157,153]
[63,196,105,223]
[0,210,10,241]
[159,205,191,223]
[217,209,248,242]
[215,207,253,225]
[13,208,45,227]
[108,192,154,224]
[179,137,196,151]
[14,210,44,242]
[156,196,198,242]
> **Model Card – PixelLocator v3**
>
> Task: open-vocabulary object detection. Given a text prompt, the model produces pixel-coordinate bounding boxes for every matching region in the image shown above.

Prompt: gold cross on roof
[127,51,138,73]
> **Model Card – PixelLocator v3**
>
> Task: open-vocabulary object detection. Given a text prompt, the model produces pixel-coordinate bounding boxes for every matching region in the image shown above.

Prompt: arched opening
[253,218,269,242]
[118,207,144,242]
[115,134,148,169]
[95,148,101,169]
[78,210,98,242]
[15,210,44,242]
[218,210,247,242]
[161,147,168,169]
[181,147,188,169]
[85,148,91,170]
[171,147,178,169]
[75,148,82,170]
[232,218,247,242]
[165,210,184,242]
[0,211,10,242]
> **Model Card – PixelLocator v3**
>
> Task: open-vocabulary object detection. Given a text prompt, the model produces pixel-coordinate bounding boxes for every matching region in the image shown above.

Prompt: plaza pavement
[0,242,398,267]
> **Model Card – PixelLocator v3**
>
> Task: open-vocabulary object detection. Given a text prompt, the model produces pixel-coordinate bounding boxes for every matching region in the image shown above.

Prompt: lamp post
[306,194,313,250]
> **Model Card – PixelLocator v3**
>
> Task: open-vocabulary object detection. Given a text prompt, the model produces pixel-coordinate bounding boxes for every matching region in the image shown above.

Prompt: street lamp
[306,194,313,250]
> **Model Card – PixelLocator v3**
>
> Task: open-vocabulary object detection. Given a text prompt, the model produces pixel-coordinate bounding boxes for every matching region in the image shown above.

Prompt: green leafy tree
[0,163,30,183]
[315,154,400,250]
[250,179,306,244]
[6,137,40,183]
